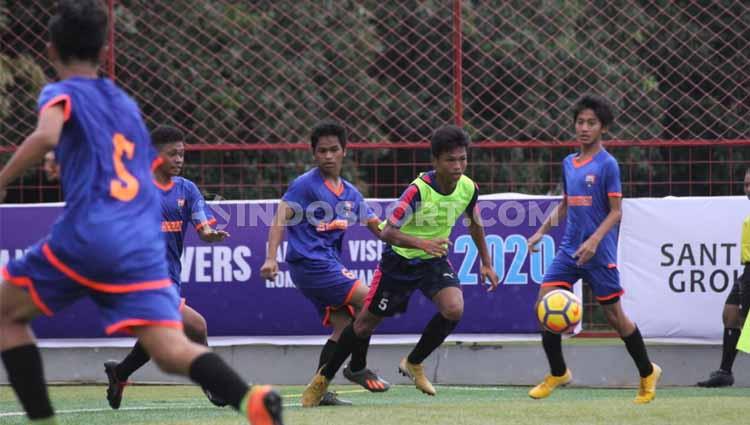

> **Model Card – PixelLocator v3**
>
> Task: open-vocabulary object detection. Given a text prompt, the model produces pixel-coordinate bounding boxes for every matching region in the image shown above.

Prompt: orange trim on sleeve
[1,267,53,316]
[607,263,618,269]
[105,319,183,335]
[40,94,72,122]
[195,217,217,230]
[608,192,623,198]
[596,290,625,302]
[41,243,172,293]
[541,281,573,289]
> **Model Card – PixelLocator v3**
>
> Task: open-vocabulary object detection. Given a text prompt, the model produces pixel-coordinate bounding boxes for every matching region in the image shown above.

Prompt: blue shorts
[2,239,181,335]
[288,259,361,326]
[542,251,623,303]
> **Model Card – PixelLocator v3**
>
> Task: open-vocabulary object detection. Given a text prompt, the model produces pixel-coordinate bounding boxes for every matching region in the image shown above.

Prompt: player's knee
[602,308,627,332]
[353,318,376,338]
[352,321,373,338]
[440,303,463,322]
[723,305,742,328]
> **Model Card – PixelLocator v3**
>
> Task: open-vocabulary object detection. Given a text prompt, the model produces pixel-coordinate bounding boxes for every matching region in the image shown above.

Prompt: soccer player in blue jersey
[301,125,500,406]
[261,120,390,406]
[103,125,230,409]
[526,94,661,404]
[0,2,282,424]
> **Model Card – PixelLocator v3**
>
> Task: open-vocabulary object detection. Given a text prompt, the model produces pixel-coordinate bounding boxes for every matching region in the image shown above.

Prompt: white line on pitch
[0,402,303,418]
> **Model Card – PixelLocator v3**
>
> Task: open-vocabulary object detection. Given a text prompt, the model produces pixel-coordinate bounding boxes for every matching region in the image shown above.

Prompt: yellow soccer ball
[537,289,582,334]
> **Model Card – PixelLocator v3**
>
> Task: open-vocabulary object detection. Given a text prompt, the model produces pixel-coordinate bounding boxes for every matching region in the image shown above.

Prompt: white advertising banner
[620,196,748,340]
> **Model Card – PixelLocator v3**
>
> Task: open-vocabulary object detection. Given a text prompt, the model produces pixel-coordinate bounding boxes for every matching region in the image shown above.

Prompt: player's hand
[573,237,599,266]
[419,238,451,257]
[260,259,279,281]
[479,263,499,292]
[527,232,543,252]
[201,228,230,242]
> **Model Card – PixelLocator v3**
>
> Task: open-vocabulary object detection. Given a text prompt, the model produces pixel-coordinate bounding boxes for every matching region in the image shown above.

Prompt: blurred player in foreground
[0,2,281,424]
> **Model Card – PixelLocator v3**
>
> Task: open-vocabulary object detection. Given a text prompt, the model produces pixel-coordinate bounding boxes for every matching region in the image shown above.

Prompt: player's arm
[0,105,65,202]
[366,217,383,239]
[466,204,499,292]
[380,223,450,258]
[573,195,622,266]
[360,198,383,239]
[527,196,568,252]
[465,186,499,291]
[260,200,293,281]
[186,182,230,242]
[198,224,230,242]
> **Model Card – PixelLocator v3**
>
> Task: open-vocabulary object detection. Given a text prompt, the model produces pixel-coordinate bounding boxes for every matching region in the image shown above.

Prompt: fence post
[452,0,463,127]
[107,0,116,80]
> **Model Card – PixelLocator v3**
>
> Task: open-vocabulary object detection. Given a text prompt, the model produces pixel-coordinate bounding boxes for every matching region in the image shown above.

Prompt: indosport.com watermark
[206,198,562,230]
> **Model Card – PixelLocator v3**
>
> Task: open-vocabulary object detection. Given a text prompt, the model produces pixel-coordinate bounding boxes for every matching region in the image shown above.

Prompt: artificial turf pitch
[1,384,748,424]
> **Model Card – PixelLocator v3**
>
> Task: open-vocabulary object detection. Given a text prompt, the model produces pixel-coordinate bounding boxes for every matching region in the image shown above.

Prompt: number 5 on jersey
[110,133,140,202]
[378,298,389,311]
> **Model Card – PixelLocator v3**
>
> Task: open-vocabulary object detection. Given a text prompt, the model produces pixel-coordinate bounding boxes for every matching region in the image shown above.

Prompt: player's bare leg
[182,305,208,345]
[602,300,661,404]
[0,280,56,423]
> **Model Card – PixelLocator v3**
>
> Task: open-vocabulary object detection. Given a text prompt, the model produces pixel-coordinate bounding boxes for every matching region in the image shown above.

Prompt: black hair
[48,0,108,64]
[151,125,185,149]
[430,125,470,158]
[310,120,347,151]
[572,94,614,128]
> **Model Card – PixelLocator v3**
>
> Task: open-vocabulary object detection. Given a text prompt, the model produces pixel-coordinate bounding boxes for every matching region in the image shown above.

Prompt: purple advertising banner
[0,198,563,338]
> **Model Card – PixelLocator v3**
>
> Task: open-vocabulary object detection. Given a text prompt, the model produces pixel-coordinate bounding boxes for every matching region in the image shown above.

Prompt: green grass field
[1,384,749,425]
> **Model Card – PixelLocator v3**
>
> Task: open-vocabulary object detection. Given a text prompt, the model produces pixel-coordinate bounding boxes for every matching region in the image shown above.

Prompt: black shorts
[365,252,461,317]
[725,264,750,308]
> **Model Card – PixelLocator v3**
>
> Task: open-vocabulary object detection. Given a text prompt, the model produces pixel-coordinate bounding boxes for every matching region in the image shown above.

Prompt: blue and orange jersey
[39,77,168,284]
[281,168,378,263]
[559,149,622,268]
[155,176,215,285]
